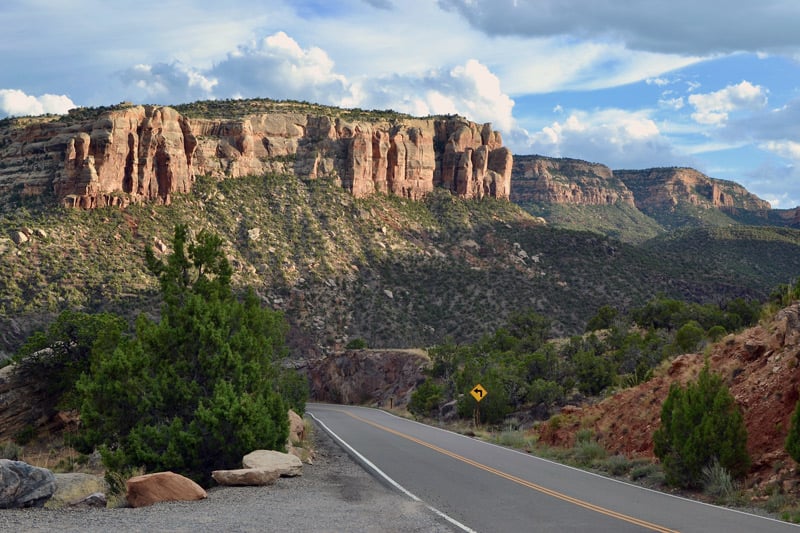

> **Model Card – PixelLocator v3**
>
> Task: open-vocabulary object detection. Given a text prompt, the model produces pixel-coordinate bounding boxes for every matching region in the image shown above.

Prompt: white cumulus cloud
[688,81,767,125]
[520,108,683,168]
[0,89,75,118]
[211,31,355,106]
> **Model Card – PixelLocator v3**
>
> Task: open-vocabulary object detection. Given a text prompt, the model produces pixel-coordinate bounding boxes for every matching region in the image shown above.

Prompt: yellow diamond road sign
[471,384,487,402]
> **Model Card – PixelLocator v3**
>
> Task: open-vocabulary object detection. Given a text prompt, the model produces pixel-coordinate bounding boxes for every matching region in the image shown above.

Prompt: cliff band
[0,104,513,208]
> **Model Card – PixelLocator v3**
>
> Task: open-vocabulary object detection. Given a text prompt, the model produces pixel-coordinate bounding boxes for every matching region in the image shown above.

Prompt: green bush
[526,379,563,408]
[572,350,613,396]
[408,378,444,417]
[13,310,127,409]
[345,338,368,350]
[653,363,750,489]
[75,225,300,486]
[674,320,705,353]
[784,396,800,464]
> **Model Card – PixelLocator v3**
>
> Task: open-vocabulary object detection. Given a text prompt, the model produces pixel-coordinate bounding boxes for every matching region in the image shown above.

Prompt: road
[307,403,800,532]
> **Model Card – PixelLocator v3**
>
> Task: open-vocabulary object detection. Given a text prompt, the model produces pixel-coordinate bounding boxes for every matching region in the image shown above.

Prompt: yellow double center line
[345,411,678,533]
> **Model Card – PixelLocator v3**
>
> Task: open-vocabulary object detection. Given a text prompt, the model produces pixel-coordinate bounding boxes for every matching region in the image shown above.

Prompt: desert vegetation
[11,225,308,487]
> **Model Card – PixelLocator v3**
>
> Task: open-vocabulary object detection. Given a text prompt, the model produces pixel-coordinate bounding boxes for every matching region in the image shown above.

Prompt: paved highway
[307,403,800,532]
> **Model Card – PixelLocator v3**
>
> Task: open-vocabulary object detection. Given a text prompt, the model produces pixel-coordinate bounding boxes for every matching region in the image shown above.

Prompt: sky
[2,0,800,207]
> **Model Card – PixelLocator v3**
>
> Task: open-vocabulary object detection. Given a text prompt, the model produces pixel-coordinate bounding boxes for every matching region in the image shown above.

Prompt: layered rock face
[303,348,429,408]
[616,167,771,212]
[511,155,635,206]
[0,104,512,207]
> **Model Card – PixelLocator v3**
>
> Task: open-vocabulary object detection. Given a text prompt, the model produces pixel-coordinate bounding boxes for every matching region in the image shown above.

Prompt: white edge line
[307,411,477,533]
[365,405,800,529]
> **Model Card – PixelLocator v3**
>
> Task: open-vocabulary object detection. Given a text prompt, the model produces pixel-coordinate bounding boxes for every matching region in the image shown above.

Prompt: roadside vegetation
[9,225,308,487]
[409,294,761,424]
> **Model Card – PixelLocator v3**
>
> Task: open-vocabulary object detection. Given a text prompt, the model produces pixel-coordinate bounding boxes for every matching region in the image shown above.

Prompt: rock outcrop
[511,155,635,206]
[304,348,429,408]
[0,363,55,442]
[616,167,771,213]
[0,103,513,208]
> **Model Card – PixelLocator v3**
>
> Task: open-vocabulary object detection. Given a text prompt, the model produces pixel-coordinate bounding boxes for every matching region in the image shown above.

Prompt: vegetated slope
[2,173,799,360]
[639,226,800,296]
[519,202,663,244]
[511,155,662,243]
[539,303,800,493]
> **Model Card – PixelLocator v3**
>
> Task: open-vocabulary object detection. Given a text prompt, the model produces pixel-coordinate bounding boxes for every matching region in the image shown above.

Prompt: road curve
[307,403,799,533]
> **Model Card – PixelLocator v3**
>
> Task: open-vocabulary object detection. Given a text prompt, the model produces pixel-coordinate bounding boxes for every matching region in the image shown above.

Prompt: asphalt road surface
[307,403,800,533]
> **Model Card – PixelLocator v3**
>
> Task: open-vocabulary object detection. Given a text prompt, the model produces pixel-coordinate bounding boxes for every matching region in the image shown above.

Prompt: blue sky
[2,0,800,207]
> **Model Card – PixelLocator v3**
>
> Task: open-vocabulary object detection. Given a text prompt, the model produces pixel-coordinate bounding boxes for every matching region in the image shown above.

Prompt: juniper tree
[653,362,750,488]
[76,225,300,486]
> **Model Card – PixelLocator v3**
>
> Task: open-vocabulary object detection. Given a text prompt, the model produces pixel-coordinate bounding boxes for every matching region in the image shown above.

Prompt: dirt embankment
[538,303,800,492]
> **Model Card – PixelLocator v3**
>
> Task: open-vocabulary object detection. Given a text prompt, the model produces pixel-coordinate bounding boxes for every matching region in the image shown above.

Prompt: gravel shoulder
[0,422,459,532]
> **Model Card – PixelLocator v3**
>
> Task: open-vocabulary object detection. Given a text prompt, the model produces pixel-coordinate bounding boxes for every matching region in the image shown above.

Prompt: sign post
[470,384,487,427]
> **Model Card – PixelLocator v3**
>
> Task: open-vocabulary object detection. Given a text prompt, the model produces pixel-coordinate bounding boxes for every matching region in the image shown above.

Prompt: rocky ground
[0,424,457,533]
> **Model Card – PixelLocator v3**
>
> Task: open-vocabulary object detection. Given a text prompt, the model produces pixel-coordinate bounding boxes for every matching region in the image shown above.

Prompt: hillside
[511,155,790,242]
[616,167,772,230]
[3,100,800,362]
[539,302,800,494]
[4,172,800,362]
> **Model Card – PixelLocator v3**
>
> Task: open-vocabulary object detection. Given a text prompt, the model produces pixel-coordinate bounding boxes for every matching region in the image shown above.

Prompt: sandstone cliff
[511,155,635,207]
[0,102,513,207]
[616,167,771,214]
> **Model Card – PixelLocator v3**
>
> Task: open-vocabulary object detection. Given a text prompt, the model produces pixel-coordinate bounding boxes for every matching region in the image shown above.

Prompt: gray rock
[68,492,107,508]
[211,468,280,486]
[9,231,28,245]
[0,459,57,508]
[242,450,303,477]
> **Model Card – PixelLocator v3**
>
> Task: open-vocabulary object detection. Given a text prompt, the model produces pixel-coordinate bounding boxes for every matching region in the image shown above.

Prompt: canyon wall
[511,155,635,206]
[0,104,513,208]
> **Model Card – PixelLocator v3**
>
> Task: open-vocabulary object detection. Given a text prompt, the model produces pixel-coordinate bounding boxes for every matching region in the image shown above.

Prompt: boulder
[46,472,108,509]
[0,459,57,508]
[242,450,303,477]
[125,471,207,508]
[211,468,280,486]
[288,409,305,444]
[9,230,28,245]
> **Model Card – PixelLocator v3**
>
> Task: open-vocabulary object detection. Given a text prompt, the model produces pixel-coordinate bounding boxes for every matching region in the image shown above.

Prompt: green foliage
[526,379,564,408]
[571,348,613,396]
[586,305,619,332]
[653,363,750,489]
[784,397,800,464]
[674,320,705,353]
[408,378,444,417]
[13,310,127,409]
[13,425,37,446]
[345,338,368,350]
[76,225,300,486]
